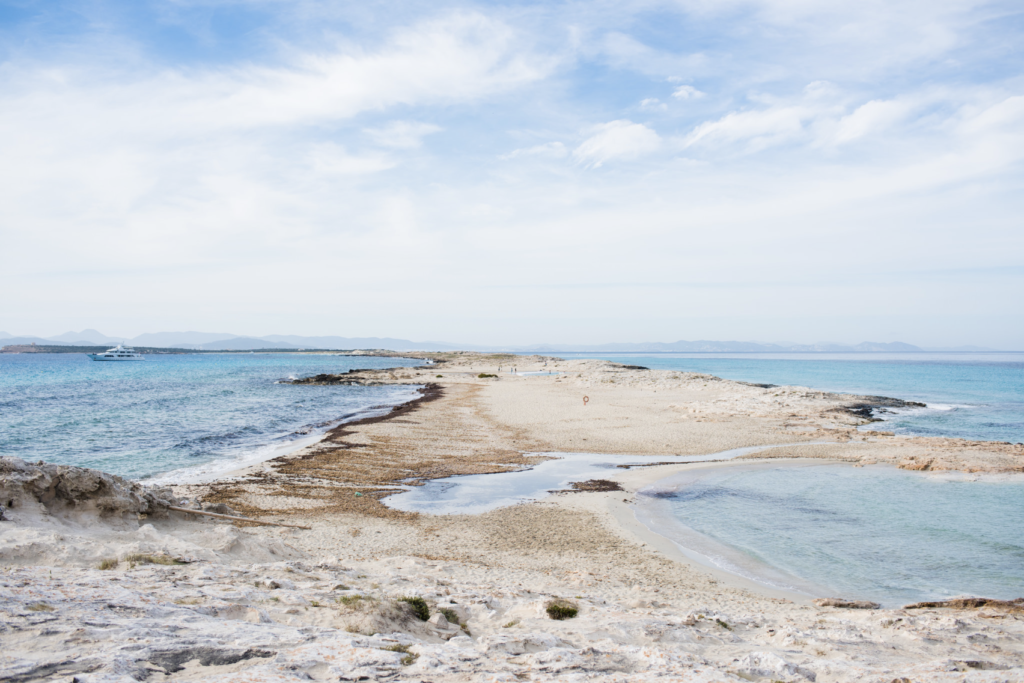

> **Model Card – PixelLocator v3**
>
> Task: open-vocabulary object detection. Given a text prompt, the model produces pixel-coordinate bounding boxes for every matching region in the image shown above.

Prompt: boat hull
[87,354,144,361]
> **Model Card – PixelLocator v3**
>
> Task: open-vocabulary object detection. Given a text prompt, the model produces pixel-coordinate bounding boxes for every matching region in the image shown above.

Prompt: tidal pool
[634,462,1024,606]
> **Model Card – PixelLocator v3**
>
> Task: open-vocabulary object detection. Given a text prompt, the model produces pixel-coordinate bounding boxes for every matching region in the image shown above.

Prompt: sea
[0,352,423,483]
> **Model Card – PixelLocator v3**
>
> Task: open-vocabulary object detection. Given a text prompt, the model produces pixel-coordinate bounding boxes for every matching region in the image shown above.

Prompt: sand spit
[2,353,1024,682]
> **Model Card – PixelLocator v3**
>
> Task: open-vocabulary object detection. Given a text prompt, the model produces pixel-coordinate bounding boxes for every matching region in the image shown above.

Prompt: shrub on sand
[545,599,579,620]
[98,558,118,570]
[398,596,430,621]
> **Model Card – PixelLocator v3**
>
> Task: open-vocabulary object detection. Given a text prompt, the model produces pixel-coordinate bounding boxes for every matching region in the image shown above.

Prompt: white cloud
[958,94,1024,135]
[672,85,704,100]
[684,104,815,150]
[672,0,979,67]
[573,120,662,167]
[640,97,668,111]
[0,12,548,141]
[499,141,568,160]
[833,99,914,144]
[598,32,706,78]
[363,121,442,148]
[308,143,396,174]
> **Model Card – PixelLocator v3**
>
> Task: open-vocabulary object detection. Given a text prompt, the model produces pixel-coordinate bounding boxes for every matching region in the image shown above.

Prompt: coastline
[4,352,1023,681]
[177,351,1024,552]
[143,383,430,486]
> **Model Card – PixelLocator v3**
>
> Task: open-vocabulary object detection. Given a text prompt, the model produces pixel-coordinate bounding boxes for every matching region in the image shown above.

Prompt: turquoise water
[635,463,1024,606]
[0,353,422,482]
[552,353,1024,443]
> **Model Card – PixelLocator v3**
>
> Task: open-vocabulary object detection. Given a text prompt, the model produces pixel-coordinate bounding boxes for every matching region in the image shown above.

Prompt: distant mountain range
[0,330,1006,353]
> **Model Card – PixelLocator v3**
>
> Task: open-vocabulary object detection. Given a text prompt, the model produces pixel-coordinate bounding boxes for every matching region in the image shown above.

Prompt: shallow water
[550,352,1024,443]
[634,462,1024,606]
[0,353,422,482]
[385,444,822,515]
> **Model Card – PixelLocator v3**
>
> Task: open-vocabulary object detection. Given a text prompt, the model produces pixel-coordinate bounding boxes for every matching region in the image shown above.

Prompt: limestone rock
[427,612,450,629]
[477,632,561,655]
[736,651,817,681]
[0,456,179,521]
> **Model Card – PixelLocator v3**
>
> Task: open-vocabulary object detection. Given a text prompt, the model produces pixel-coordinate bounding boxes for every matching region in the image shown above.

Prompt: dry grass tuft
[123,553,187,567]
[382,644,419,666]
[27,602,54,612]
[337,594,371,607]
[98,558,118,570]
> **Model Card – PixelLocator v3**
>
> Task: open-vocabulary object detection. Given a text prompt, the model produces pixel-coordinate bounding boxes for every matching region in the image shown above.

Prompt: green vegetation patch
[398,596,430,621]
[477,373,498,378]
[98,558,118,570]
[545,599,579,620]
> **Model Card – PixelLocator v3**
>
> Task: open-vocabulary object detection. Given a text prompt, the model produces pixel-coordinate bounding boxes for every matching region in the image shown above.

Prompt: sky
[1,0,1022,348]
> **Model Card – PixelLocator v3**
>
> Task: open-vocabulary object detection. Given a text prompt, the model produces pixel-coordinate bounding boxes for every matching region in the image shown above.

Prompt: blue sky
[1,0,1023,347]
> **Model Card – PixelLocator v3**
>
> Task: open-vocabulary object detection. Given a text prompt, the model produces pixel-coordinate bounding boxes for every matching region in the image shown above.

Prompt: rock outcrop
[0,457,178,523]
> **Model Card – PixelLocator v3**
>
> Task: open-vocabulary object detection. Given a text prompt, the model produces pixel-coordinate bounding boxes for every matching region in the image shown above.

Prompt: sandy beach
[2,353,1023,682]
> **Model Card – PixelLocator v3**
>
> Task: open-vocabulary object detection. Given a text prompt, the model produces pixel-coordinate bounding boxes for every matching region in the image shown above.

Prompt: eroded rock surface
[0,457,178,523]
[2,547,1024,682]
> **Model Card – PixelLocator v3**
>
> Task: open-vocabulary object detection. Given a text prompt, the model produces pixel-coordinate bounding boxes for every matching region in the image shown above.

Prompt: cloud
[308,143,396,174]
[833,99,915,144]
[684,104,815,150]
[499,141,568,160]
[640,98,668,111]
[597,31,706,78]
[672,85,705,100]
[0,12,549,139]
[363,121,442,148]
[573,120,662,167]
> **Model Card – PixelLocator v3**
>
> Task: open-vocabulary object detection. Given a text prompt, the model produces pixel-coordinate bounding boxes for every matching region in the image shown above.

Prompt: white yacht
[87,345,145,361]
